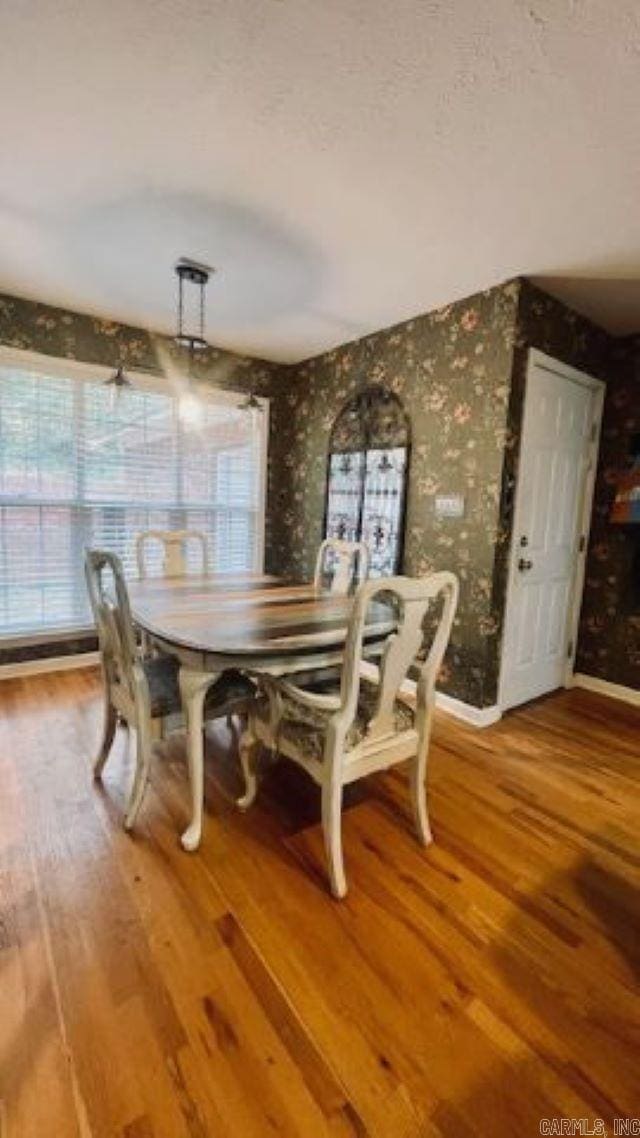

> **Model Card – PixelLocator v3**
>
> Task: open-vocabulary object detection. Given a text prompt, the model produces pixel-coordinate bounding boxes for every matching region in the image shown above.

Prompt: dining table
[128,572,395,850]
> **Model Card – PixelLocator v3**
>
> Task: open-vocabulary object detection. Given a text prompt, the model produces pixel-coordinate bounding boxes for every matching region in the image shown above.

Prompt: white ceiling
[1,0,639,363]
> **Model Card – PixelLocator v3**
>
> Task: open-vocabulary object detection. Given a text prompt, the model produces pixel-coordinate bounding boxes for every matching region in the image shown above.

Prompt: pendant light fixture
[174,258,212,426]
[174,258,211,356]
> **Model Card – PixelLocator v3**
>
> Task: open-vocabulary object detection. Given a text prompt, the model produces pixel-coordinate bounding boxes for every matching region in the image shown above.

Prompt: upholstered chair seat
[143,655,182,718]
[144,657,256,721]
[205,669,258,714]
[254,677,415,763]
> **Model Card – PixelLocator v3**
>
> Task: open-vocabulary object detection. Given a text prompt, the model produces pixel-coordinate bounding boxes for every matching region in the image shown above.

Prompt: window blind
[0,354,267,638]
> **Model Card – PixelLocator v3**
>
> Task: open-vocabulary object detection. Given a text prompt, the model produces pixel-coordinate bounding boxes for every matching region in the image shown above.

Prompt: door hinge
[578,534,586,553]
[567,640,574,658]
[590,421,598,442]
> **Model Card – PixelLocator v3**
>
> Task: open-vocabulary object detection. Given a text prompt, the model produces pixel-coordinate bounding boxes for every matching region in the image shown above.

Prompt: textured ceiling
[1,0,639,362]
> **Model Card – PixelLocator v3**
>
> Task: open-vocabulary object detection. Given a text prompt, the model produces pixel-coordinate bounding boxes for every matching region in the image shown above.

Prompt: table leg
[178,665,219,851]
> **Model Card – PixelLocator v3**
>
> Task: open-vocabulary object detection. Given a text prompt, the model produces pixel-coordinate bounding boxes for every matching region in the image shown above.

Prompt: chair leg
[237,724,259,810]
[93,691,117,779]
[321,777,347,899]
[179,667,212,852]
[124,716,153,831]
[410,744,432,847]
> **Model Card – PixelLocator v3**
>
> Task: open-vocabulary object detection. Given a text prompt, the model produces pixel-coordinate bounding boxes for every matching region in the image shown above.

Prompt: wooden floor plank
[1,671,639,1137]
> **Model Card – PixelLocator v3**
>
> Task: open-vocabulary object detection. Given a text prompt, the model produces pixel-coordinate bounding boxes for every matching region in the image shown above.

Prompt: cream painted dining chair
[136,529,210,579]
[85,549,255,832]
[314,538,370,596]
[239,571,459,898]
[135,529,210,656]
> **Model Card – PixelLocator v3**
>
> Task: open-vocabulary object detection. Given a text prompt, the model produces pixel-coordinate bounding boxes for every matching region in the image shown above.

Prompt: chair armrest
[276,660,382,712]
[274,678,342,713]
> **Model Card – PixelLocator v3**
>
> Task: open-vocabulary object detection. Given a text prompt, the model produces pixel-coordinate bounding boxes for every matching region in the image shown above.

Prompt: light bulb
[107,382,120,414]
[179,392,204,427]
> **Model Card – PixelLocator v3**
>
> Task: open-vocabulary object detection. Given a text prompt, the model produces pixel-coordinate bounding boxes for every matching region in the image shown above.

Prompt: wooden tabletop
[128,572,394,660]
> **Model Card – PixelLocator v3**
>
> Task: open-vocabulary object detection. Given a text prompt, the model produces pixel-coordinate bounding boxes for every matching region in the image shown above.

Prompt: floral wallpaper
[574,335,640,689]
[267,281,521,707]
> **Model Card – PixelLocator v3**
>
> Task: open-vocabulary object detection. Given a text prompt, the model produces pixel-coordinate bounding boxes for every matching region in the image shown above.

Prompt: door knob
[518,558,533,572]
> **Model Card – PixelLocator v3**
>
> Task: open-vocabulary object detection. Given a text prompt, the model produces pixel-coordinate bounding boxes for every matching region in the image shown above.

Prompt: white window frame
[0,345,269,646]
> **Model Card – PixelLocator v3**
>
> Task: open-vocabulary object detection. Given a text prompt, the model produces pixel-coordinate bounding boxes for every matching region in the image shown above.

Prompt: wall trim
[435,691,502,727]
[0,651,100,680]
[571,672,640,708]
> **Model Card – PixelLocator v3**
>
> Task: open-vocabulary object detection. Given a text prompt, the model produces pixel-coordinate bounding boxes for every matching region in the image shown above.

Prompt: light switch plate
[435,494,465,519]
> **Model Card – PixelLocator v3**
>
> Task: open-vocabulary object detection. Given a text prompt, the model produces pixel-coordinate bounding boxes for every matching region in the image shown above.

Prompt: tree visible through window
[0,357,267,636]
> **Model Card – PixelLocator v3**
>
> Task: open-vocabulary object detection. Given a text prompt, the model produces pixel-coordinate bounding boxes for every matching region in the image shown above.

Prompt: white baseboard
[362,661,502,728]
[435,691,502,727]
[571,672,640,708]
[0,651,100,680]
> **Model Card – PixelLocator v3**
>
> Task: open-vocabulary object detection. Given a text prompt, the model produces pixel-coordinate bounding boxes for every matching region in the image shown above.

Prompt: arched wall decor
[323,384,411,578]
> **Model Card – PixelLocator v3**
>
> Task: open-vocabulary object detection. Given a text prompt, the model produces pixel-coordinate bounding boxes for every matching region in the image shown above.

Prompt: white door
[500,353,603,711]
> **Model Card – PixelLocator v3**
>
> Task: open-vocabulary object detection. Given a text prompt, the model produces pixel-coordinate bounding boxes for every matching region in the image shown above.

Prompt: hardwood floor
[1,669,638,1137]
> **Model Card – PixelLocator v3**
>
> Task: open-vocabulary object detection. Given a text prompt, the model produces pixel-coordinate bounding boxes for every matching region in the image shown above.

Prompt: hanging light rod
[174,257,214,354]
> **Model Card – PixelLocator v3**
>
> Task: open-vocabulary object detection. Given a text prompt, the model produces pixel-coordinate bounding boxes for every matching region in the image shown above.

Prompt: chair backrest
[85,548,138,700]
[135,529,209,579]
[314,538,370,595]
[335,572,459,747]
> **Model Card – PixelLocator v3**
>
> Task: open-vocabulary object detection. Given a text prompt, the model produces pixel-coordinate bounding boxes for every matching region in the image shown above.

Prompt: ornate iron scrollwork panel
[324,385,410,577]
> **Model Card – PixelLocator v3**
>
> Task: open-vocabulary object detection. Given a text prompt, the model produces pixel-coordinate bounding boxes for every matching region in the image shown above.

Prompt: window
[0,350,268,638]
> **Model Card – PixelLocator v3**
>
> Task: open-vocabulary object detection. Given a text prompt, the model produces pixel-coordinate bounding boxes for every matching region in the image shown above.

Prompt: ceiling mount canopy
[174,258,214,356]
